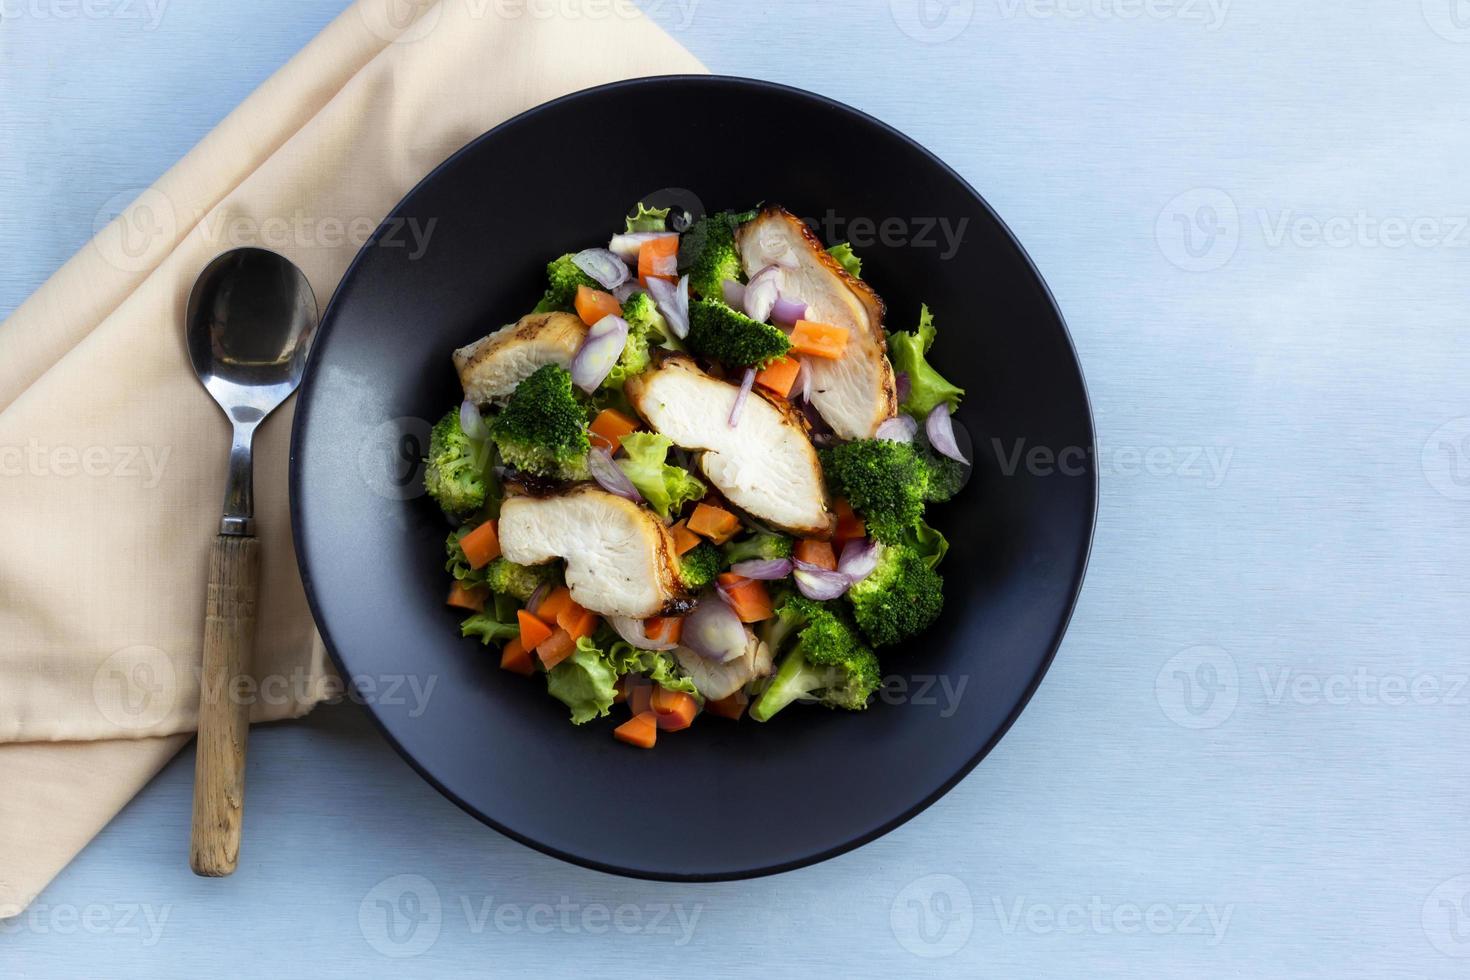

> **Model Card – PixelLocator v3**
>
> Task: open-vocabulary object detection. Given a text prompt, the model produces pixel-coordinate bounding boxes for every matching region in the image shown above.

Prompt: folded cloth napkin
[0,0,703,917]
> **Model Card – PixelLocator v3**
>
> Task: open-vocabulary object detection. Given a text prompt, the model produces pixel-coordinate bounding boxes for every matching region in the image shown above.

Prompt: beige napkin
[0,0,703,917]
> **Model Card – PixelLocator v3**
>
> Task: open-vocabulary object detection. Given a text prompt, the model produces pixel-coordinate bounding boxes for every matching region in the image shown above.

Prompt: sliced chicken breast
[735,206,897,440]
[625,356,835,538]
[454,311,587,405]
[674,631,772,702]
[497,486,687,619]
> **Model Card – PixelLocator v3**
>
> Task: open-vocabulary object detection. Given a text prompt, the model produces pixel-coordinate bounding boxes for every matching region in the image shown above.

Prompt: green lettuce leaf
[616,432,706,521]
[607,641,701,701]
[625,202,671,233]
[546,638,620,724]
[902,518,950,570]
[888,304,965,418]
[827,242,862,278]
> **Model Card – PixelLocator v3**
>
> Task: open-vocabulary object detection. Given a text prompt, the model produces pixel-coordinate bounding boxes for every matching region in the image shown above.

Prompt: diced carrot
[794,539,837,571]
[460,520,501,569]
[614,677,628,703]
[536,586,575,625]
[614,710,658,749]
[575,285,624,327]
[670,520,702,555]
[788,319,849,359]
[589,408,640,454]
[644,616,683,646]
[650,688,699,732]
[536,628,577,669]
[833,498,865,547]
[557,603,599,642]
[628,678,653,716]
[717,573,774,623]
[706,690,748,720]
[446,581,488,613]
[687,503,741,544]
[637,235,679,284]
[499,638,535,676]
[755,356,802,398]
[517,609,553,651]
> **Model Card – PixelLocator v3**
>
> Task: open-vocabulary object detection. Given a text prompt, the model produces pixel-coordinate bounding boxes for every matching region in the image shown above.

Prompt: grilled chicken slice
[625,356,835,538]
[454,311,587,405]
[735,206,897,440]
[674,631,773,702]
[497,486,686,619]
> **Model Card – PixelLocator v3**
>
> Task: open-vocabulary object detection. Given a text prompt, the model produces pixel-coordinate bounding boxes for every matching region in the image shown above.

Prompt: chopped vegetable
[650,687,699,731]
[614,710,658,748]
[482,558,557,603]
[536,628,578,669]
[446,581,488,613]
[822,438,929,544]
[888,304,965,417]
[615,432,706,521]
[788,319,849,359]
[793,539,837,572]
[845,542,944,647]
[489,364,591,480]
[722,530,793,564]
[535,253,600,313]
[461,607,521,647]
[680,209,755,299]
[625,202,671,233]
[517,608,553,651]
[644,616,684,647]
[686,298,792,369]
[638,235,680,284]
[749,594,880,721]
[705,690,748,720]
[499,638,535,676]
[754,356,802,398]
[575,285,624,326]
[459,520,501,570]
[536,586,575,625]
[589,408,640,454]
[833,498,866,547]
[546,637,619,723]
[424,409,488,519]
[670,520,702,556]
[717,573,774,623]
[687,503,740,544]
[679,541,725,590]
[827,241,862,278]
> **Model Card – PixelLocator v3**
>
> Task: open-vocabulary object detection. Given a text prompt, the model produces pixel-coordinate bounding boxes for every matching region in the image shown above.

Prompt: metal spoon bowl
[185,247,318,875]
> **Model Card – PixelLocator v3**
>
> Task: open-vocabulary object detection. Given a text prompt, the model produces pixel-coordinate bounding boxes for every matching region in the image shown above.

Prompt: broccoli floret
[921,446,968,503]
[686,298,791,370]
[483,558,557,602]
[822,439,928,544]
[680,209,756,299]
[625,202,671,233]
[749,594,880,721]
[827,242,862,278]
[599,292,663,392]
[620,290,667,337]
[616,432,706,521]
[424,409,488,518]
[679,541,724,590]
[722,530,794,564]
[889,304,965,418]
[533,253,600,313]
[489,364,591,480]
[846,543,944,648]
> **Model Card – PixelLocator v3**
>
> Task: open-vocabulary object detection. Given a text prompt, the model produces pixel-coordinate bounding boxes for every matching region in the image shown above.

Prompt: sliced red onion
[646,275,689,339]
[570,314,629,393]
[609,231,676,264]
[459,400,490,441]
[926,403,969,463]
[587,446,642,502]
[894,371,911,404]
[837,539,879,583]
[729,558,793,580]
[770,295,807,326]
[743,265,782,323]
[526,581,551,616]
[722,279,746,307]
[607,614,677,652]
[729,368,756,427]
[875,414,917,443]
[792,560,852,601]
[612,281,640,303]
[572,248,629,291]
[796,357,812,402]
[682,596,748,662]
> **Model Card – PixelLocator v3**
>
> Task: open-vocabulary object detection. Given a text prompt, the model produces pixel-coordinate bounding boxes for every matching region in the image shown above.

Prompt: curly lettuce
[888,304,965,419]
[615,432,705,521]
[546,637,620,724]
[827,242,862,278]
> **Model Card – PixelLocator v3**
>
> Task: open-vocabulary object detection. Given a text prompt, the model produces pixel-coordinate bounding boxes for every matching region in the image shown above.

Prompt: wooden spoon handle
[190,534,260,877]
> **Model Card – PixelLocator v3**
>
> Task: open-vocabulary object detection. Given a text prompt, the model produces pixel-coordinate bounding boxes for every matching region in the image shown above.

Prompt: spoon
[185,247,319,877]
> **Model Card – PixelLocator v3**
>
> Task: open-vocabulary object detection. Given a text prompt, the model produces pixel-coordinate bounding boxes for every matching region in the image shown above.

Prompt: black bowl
[290,76,1095,880]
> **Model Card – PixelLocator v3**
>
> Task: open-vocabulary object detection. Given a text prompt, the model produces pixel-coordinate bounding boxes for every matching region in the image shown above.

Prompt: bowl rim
[289,73,1098,882]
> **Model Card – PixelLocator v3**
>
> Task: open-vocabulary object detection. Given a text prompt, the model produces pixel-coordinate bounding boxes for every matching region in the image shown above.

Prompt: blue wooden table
[5,2,1469,976]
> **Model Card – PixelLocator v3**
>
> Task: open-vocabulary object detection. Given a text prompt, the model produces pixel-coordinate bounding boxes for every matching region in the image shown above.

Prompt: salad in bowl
[423,201,970,747]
